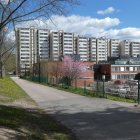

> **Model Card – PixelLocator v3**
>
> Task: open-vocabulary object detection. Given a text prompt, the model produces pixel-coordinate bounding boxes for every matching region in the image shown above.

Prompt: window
[120,67,124,71]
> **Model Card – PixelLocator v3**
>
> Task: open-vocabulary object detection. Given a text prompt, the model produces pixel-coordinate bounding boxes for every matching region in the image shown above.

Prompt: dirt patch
[0,127,25,140]
[0,95,11,103]
[11,99,37,109]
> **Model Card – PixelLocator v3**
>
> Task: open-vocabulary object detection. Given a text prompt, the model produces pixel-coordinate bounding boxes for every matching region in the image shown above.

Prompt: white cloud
[106,28,140,41]
[16,15,120,36]
[13,15,140,41]
[97,7,115,15]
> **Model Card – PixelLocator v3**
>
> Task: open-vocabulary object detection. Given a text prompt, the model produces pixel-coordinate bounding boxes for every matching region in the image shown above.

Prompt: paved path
[12,77,140,140]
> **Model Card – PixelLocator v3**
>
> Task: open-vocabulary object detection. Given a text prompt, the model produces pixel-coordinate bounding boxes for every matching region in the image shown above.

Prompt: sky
[15,0,140,41]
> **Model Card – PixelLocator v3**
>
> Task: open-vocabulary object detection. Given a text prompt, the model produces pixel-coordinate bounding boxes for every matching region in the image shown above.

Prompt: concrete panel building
[62,32,74,55]
[16,28,36,74]
[16,27,140,76]
[89,37,97,62]
[109,39,120,57]
[119,40,130,57]
[16,28,50,75]
[96,37,108,63]
[37,29,50,60]
[77,36,89,61]
[50,31,74,61]
[130,42,140,57]
[50,31,61,61]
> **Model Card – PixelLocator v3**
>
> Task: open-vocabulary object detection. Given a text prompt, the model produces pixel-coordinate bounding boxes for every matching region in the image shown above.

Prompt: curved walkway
[12,77,140,140]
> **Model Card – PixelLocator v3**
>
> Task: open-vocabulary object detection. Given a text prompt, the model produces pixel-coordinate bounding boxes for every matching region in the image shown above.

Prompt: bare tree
[0,25,15,78]
[0,0,78,78]
[0,0,78,31]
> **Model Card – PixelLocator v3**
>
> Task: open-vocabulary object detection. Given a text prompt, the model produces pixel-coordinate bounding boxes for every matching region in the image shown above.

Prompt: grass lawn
[0,105,75,140]
[0,77,33,103]
[0,77,76,140]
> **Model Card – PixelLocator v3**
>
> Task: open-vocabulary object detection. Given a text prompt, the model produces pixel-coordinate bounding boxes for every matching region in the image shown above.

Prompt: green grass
[24,76,137,103]
[43,83,136,103]
[0,77,76,140]
[0,105,76,140]
[106,94,136,103]
[0,77,32,102]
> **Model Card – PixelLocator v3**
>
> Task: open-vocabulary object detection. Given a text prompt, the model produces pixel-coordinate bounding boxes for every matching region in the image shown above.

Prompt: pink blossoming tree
[61,55,83,86]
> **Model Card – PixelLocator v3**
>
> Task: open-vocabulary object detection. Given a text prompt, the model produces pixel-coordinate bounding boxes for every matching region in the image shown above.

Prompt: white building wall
[130,42,140,57]
[37,29,50,60]
[17,28,50,74]
[62,32,74,55]
[50,31,61,61]
[96,38,108,63]
[17,28,31,73]
[89,38,97,61]
[110,39,120,57]
[119,40,130,56]
[77,36,89,61]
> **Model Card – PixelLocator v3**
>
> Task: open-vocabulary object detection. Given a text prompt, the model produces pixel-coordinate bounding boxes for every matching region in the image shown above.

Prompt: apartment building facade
[16,28,35,74]
[119,40,130,56]
[62,32,74,56]
[50,31,74,60]
[109,39,120,57]
[96,38,108,63]
[77,36,89,61]
[130,42,140,57]
[50,31,61,61]
[89,37,97,62]
[16,28,50,75]
[37,29,50,60]
[16,27,140,75]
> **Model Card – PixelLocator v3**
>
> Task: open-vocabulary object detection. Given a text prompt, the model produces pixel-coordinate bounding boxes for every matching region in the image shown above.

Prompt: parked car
[118,86,130,97]
[107,87,120,96]
[107,85,130,97]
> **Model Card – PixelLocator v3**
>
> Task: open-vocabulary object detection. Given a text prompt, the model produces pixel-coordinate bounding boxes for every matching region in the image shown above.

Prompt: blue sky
[71,0,140,28]
[16,0,140,41]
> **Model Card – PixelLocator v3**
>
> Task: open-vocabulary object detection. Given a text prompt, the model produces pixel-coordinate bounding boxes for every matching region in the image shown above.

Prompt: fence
[22,75,138,101]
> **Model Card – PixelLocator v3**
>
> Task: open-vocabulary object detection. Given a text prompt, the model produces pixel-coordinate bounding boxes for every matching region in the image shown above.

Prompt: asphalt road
[12,77,140,140]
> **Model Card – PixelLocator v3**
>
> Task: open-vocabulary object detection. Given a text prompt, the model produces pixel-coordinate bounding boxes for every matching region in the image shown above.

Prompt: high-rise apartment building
[16,27,140,75]
[109,39,120,57]
[16,28,50,74]
[50,31,74,61]
[96,38,108,63]
[37,29,50,60]
[16,28,36,74]
[130,42,140,57]
[119,40,130,57]
[74,36,78,54]
[89,37,97,62]
[62,32,74,55]
[77,36,89,61]
[50,31,61,61]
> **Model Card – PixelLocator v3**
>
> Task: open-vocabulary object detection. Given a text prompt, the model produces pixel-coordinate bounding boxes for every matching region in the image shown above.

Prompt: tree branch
[0,0,27,29]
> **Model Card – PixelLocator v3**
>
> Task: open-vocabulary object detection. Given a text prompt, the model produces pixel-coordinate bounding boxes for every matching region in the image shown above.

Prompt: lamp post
[102,75,105,98]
